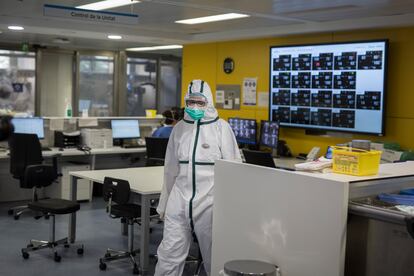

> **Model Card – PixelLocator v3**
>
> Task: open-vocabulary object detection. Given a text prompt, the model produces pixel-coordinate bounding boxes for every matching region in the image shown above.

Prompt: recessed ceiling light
[126,45,183,52]
[175,13,250,25]
[107,34,122,40]
[8,25,24,31]
[77,0,140,11]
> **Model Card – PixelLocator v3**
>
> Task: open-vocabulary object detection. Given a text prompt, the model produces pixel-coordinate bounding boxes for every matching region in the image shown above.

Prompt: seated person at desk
[0,116,13,142]
[152,109,179,138]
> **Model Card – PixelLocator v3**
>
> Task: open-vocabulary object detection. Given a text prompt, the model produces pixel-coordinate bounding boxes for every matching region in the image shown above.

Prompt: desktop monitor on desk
[228,118,257,146]
[260,120,280,149]
[111,120,140,139]
[11,118,45,139]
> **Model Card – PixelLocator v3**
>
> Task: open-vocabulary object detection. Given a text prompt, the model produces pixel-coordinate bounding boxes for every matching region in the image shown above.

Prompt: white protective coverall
[155,79,241,275]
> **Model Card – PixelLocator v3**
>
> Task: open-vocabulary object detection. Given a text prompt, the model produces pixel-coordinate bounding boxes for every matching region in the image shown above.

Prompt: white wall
[40,51,73,116]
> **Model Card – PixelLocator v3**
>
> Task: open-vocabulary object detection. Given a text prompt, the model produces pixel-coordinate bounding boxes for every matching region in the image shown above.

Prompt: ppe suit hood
[184,80,218,121]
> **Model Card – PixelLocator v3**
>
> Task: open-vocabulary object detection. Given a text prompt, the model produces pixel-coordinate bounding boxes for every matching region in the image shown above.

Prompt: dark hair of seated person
[162,109,180,125]
[0,116,14,142]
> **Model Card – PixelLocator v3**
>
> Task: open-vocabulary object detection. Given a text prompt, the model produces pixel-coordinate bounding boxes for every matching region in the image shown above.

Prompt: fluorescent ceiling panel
[126,45,183,51]
[175,13,250,25]
[77,0,140,11]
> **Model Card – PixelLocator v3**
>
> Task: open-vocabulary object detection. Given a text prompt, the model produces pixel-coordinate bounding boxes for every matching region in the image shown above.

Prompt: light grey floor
[0,198,205,276]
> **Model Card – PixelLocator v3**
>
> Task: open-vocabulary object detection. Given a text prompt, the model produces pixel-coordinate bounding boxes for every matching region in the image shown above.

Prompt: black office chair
[242,149,276,168]
[99,177,158,274]
[15,135,84,262]
[145,137,169,166]
[8,133,53,219]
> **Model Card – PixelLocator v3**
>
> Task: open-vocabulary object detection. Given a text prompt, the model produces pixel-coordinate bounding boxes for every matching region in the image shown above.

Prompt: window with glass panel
[0,50,36,116]
[126,57,157,116]
[79,55,114,116]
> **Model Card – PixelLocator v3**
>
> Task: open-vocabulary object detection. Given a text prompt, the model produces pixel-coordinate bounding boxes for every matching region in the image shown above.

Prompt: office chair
[99,177,158,274]
[16,135,84,261]
[144,137,169,166]
[242,149,276,168]
[8,133,50,219]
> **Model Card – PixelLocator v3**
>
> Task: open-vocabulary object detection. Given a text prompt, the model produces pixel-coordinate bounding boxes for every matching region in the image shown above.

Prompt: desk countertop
[0,146,146,160]
[70,166,164,195]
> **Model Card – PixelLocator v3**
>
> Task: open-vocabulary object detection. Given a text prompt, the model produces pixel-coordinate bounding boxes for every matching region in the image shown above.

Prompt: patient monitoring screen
[270,40,387,135]
[111,120,140,139]
[228,118,257,145]
[12,118,45,139]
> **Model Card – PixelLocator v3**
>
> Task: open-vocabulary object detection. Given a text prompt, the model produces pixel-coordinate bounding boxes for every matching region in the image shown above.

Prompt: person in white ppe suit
[155,79,241,275]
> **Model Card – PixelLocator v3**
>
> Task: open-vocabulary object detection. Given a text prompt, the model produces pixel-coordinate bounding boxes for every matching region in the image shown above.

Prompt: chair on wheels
[16,134,84,262]
[99,177,158,274]
[8,133,44,219]
[144,137,169,166]
[185,244,204,275]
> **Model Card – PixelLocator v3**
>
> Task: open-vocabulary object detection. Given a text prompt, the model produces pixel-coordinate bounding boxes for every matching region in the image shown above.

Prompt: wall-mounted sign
[215,84,241,110]
[44,4,139,25]
[223,57,234,74]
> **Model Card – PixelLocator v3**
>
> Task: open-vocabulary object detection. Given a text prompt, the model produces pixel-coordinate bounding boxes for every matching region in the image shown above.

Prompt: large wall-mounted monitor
[11,118,45,139]
[269,40,388,135]
[228,118,257,145]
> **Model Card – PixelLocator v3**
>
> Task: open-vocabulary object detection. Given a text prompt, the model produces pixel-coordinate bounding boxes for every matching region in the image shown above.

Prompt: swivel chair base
[8,205,31,220]
[21,214,84,262]
[99,248,140,274]
[99,219,140,275]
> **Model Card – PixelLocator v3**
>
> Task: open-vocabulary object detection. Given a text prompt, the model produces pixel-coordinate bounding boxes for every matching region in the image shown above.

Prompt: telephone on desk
[297,147,321,161]
[77,145,92,153]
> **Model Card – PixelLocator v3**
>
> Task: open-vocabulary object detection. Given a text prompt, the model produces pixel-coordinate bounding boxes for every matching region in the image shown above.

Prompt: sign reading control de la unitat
[44,4,138,25]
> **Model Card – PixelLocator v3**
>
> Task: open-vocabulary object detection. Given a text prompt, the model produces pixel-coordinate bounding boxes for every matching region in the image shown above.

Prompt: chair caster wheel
[99,260,107,271]
[54,253,61,262]
[77,248,84,255]
[14,215,20,220]
[22,251,29,259]
[133,264,140,275]
[8,209,13,215]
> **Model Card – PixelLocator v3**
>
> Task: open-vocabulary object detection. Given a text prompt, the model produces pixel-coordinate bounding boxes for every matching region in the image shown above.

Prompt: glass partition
[0,50,36,116]
[79,55,114,116]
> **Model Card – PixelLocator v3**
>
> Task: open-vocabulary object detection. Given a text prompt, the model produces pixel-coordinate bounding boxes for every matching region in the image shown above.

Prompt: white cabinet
[46,163,91,201]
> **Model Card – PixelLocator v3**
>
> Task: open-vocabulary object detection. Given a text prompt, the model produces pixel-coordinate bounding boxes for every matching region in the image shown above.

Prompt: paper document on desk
[294,158,332,172]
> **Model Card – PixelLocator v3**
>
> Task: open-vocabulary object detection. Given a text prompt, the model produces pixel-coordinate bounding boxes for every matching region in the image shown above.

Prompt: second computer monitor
[260,120,280,149]
[11,118,45,139]
[228,118,257,145]
[111,120,140,139]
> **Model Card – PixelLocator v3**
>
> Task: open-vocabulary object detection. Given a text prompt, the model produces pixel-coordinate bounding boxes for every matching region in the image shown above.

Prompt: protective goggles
[185,99,207,107]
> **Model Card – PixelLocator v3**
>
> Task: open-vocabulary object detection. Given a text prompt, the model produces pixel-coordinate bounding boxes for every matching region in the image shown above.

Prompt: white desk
[0,147,147,202]
[68,166,163,273]
[211,160,414,276]
[0,146,146,160]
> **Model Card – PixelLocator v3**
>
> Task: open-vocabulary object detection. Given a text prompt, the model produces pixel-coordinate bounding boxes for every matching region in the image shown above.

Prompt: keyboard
[122,144,145,148]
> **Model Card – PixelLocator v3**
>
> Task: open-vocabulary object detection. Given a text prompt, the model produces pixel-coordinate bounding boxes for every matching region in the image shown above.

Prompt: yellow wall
[182,27,414,155]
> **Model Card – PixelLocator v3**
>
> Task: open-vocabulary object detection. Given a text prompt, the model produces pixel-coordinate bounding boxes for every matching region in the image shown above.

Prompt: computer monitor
[242,149,276,168]
[260,120,280,149]
[228,118,257,145]
[111,120,140,139]
[11,118,45,139]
